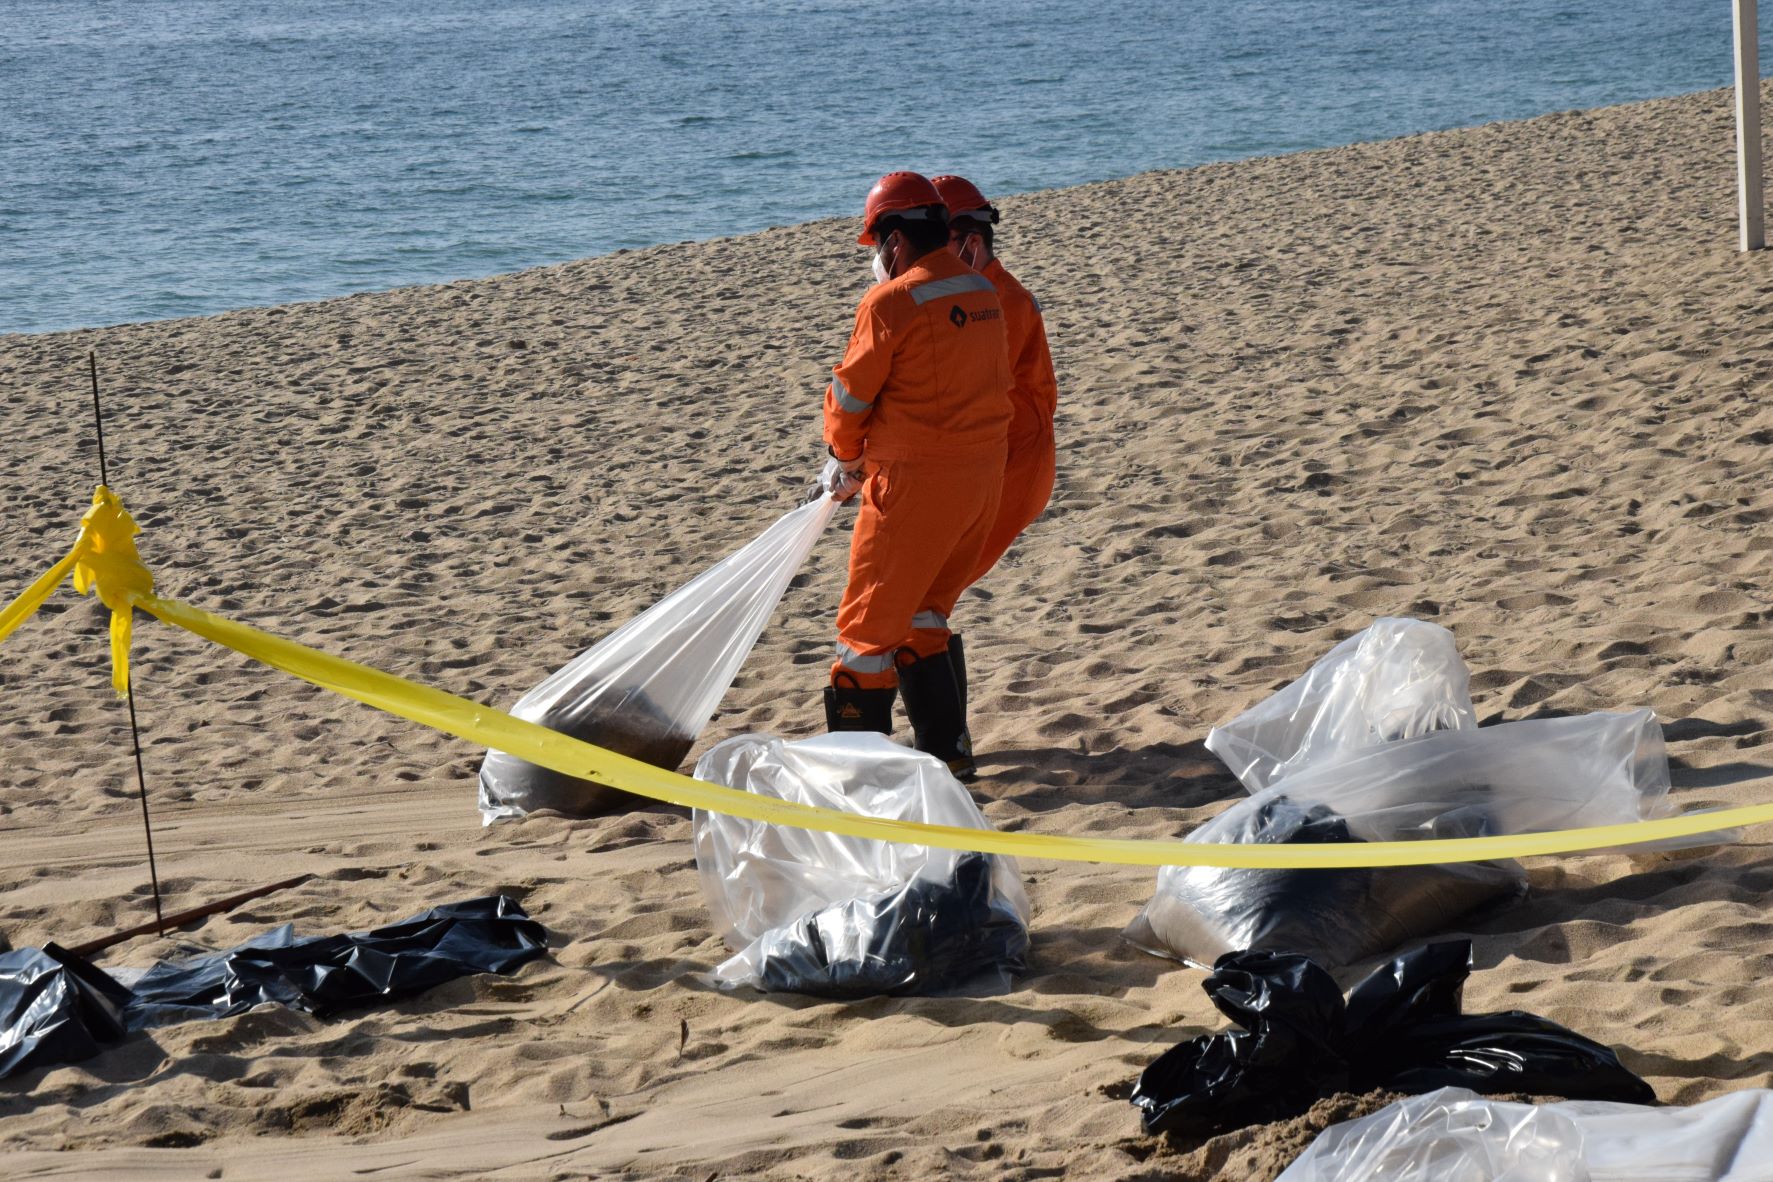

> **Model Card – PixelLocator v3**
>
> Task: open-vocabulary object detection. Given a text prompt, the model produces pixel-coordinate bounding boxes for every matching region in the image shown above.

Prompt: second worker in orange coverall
[818,171,1012,779]
[930,173,1060,761]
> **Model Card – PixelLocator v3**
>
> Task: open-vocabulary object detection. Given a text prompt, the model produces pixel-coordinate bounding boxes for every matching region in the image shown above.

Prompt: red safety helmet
[930,174,1000,224]
[857,171,946,245]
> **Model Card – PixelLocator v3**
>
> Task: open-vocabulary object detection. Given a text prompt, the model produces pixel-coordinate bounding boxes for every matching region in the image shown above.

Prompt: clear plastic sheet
[1129,940,1653,1140]
[479,495,836,823]
[1205,618,1477,795]
[1127,710,1670,969]
[1278,1086,1773,1181]
[693,732,1030,997]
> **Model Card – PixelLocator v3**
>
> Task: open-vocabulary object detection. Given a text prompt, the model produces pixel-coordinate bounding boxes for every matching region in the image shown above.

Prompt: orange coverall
[825,250,1012,689]
[964,257,1058,587]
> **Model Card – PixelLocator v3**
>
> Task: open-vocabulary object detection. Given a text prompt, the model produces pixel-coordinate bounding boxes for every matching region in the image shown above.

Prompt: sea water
[1,0,1759,335]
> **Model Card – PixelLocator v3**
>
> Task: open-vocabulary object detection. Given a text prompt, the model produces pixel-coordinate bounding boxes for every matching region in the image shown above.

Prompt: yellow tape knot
[69,485,155,697]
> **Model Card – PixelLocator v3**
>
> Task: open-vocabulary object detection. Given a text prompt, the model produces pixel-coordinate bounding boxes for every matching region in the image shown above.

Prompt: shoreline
[3,82,1746,343]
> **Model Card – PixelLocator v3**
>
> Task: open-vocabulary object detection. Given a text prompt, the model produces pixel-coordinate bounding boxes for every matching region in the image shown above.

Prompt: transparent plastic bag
[1206,618,1477,795]
[1279,1086,1773,1181]
[1127,711,1668,969]
[1562,1089,1773,1181]
[692,732,1030,998]
[1274,1088,1590,1182]
[478,495,837,823]
[1243,708,1671,835]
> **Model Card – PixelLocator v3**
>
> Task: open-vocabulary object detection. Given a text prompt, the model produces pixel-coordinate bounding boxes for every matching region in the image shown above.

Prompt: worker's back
[830,249,1011,463]
[981,257,1057,446]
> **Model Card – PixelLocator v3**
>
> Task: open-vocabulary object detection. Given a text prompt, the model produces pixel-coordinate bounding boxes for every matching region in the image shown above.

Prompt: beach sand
[3,83,1773,1179]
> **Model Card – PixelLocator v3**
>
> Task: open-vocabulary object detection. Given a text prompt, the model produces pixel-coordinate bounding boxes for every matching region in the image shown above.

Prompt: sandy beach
[3,83,1773,1179]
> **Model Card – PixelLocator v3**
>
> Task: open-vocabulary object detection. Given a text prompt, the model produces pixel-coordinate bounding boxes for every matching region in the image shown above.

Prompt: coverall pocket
[863,460,897,514]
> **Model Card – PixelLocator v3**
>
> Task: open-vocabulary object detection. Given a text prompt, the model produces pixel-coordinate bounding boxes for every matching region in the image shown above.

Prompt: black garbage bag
[1130,939,1653,1138]
[0,945,132,1080]
[753,853,1030,999]
[0,896,547,1083]
[1124,797,1524,970]
[123,895,547,1024]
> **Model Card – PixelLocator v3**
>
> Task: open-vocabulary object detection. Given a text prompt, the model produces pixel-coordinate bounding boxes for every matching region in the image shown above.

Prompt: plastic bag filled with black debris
[478,494,836,823]
[1123,795,1524,970]
[750,852,1028,999]
[693,732,1031,998]
[1128,710,1677,971]
[1129,940,1654,1140]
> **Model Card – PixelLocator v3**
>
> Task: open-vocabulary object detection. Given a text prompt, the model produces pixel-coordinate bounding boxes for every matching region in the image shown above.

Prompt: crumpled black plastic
[1130,939,1654,1138]
[753,853,1029,999]
[0,945,132,1081]
[0,895,547,1082]
[120,894,547,1025]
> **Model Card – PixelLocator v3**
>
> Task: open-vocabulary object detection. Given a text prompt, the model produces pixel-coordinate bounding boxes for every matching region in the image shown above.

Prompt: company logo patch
[969,308,1001,323]
[949,304,967,329]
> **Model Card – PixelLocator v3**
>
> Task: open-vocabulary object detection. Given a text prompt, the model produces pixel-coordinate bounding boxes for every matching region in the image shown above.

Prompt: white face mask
[871,232,899,284]
[953,233,978,270]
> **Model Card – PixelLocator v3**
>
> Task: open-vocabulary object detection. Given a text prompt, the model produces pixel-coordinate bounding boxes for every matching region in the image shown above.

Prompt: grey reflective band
[912,610,949,630]
[1031,293,1042,313]
[832,375,873,414]
[835,644,895,674]
[910,272,995,305]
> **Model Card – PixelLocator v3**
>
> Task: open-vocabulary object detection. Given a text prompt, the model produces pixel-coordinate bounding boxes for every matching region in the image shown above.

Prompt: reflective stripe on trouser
[964,433,1057,589]
[831,452,1006,689]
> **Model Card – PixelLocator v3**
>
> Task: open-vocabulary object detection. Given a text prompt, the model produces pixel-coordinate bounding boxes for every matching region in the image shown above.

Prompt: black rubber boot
[824,676,895,735]
[895,647,977,780]
[948,633,969,708]
[948,632,975,767]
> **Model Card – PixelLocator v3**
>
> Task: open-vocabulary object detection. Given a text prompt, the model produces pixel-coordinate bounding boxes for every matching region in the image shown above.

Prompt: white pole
[1735,0,1766,251]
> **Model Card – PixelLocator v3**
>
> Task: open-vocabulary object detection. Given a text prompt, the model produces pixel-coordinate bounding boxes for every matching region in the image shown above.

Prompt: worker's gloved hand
[820,454,866,503]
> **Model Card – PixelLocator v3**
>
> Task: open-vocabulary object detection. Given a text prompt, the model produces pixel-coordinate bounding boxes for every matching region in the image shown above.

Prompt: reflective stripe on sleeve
[911,610,949,630]
[835,644,896,674]
[909,272,996,305]
[832,375,873,414]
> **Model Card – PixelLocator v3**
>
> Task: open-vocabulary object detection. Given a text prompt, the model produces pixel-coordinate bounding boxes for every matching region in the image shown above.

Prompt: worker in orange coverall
[817,171,1012,779]
[930,173,1059,758]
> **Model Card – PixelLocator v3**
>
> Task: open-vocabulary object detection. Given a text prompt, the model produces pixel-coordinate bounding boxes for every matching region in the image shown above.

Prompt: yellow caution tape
[1,487,151,696]
[5,486,1770,869]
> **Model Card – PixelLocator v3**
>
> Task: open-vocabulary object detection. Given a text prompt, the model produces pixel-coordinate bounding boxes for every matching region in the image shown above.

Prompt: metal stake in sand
[89,350,166,935]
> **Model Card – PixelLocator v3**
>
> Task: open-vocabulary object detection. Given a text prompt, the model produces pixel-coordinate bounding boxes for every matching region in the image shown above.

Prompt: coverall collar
[900,247,973,286]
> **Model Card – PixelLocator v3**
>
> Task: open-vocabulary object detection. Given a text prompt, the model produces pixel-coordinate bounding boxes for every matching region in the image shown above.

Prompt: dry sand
[4,84,1773,1179]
